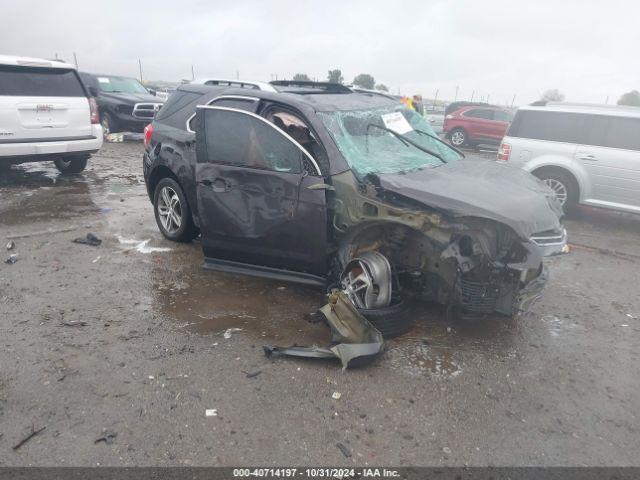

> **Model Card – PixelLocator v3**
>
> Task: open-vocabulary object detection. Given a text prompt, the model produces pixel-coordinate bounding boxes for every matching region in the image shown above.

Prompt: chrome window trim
[196,105,322,176]
[185,95,259,133]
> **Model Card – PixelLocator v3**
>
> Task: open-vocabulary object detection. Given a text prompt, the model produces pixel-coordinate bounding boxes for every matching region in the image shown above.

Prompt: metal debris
[5,254,18,264]
[6,240,15,251]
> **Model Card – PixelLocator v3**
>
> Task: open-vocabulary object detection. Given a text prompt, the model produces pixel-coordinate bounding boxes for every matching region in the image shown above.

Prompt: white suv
[0,55,102,174]
[498,102,640,214]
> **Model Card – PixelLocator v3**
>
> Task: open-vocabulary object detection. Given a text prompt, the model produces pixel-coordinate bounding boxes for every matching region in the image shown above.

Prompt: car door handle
[198,179,213,186]
[577,154,597,161]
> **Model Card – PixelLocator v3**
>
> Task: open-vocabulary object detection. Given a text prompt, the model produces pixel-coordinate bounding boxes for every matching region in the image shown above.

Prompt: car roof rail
[190,78,277,92]
[269,80,352,94]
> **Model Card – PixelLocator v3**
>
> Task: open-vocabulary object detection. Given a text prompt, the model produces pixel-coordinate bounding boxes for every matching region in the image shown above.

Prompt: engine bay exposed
[328,171,547,318]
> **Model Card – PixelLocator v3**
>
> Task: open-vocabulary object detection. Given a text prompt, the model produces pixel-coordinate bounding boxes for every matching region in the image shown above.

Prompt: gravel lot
[1,142,639,466]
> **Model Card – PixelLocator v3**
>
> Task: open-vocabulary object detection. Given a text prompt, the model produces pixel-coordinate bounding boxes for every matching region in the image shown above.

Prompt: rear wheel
[535,170,578,215]
[449,128,467,147]
[153,177,198,242]
[101,112,117,138]
[54,156,88,174]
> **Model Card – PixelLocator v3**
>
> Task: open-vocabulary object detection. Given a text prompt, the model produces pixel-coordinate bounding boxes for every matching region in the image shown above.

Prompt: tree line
[291,69,389,92]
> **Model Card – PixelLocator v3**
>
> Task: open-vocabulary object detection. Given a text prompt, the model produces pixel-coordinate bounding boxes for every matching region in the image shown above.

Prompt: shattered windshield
[318,105,462,176]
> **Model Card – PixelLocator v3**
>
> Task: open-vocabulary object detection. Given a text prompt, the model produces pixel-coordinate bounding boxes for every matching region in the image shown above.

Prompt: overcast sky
[2,0,636,105]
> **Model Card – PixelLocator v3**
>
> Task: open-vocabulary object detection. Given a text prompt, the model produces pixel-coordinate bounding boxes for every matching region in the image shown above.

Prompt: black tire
[153,177,198,243]
[101,111,118,137]
[358,298,412,338]
[449,128,467,147]
[534,169,579,215]
[54,156,88,174]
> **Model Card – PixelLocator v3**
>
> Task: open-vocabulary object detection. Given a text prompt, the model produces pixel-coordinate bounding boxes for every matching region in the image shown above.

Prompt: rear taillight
[497,142,511,161]
[89,97,99,124]
[144,123,153,149]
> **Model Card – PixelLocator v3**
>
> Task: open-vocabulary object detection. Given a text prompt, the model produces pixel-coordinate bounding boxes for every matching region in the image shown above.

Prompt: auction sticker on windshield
[98,77,110,84]
[381,112,413,134]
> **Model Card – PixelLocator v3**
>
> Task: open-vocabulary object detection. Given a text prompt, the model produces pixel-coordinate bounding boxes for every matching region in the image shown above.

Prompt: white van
[498,103,640,214]
[0,55,102,173]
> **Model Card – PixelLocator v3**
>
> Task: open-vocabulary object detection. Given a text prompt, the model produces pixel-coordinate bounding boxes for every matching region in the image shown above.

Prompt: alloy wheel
[340,251,392,309]
[101,116,110,138]
[543,178,568,206]
[157,186,182,234]
[451,131,465,146]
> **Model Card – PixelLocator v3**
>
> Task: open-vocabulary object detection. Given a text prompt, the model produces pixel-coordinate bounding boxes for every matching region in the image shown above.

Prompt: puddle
[148,252,328,343]
[541,314,577,337]
[388,340,462,378]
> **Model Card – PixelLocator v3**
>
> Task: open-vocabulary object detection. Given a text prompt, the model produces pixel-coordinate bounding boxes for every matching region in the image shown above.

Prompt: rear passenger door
[577,115,640,209]
[463,108,494,141]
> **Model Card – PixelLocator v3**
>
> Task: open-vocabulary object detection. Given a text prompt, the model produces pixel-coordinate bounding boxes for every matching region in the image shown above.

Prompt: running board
[203,257,325,287]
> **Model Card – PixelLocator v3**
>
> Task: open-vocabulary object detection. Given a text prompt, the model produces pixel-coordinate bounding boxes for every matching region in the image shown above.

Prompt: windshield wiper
[414,129,465,158]
[365,123,446,164]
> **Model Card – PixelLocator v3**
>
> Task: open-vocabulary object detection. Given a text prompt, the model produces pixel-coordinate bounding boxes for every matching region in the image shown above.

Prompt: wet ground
[1,143,639,466]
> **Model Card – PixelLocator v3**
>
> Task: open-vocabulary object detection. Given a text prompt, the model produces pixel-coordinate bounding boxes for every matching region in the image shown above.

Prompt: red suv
[443,106,513,148]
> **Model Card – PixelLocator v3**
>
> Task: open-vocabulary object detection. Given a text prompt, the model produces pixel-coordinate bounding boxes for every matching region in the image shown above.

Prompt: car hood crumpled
[374,160,563,240]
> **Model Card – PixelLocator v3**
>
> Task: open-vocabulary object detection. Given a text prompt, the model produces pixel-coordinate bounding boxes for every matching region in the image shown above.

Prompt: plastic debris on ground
[332,392,342,400]
[72,233,102,246]
[263,290,384,369]
[223,328,242,339]
[5,254,18,264]
[205,409,218,417]
[94,430,117,445]
[6,240,15,251]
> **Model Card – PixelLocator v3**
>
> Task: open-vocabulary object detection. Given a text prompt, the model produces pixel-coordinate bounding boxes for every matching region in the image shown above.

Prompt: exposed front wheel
[54,156,88,174]
[153,177,198,242]
[449,128,467,147]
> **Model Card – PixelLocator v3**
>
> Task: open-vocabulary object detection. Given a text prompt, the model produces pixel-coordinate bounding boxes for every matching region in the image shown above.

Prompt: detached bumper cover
[264,291,384,369]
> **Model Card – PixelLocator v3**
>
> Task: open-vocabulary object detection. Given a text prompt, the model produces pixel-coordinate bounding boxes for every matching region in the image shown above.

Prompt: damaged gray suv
[143,80,566,323]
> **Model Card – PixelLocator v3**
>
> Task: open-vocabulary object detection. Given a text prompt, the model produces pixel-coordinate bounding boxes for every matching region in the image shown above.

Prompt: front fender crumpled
[263,291,384,369]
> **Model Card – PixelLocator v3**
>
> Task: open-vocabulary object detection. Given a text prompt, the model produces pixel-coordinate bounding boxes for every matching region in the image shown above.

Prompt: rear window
[464,109,493,120]
[155,91,201,121]
[0,65,86,97]
[507,110,584,143]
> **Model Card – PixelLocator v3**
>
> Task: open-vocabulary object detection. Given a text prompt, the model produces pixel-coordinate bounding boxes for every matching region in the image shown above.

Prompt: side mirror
[89,86,98,97]
[148,89,156,96]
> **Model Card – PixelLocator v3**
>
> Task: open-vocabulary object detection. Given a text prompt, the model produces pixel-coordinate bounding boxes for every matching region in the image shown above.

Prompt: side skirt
[203,257,326,287]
